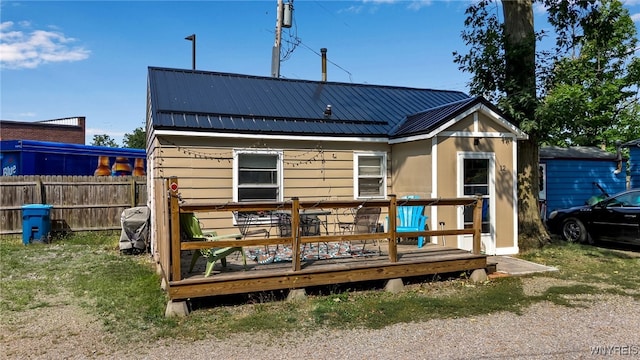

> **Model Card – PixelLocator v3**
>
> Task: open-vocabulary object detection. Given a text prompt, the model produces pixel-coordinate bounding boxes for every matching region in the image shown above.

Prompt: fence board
[0,175,147,235]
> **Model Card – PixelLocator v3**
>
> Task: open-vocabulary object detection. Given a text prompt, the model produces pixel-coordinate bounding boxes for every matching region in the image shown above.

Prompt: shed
[539,146,627,219]
[146,67,527,255]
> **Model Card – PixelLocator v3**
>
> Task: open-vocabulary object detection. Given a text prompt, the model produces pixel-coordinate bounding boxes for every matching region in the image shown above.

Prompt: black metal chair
[338,206,381,254]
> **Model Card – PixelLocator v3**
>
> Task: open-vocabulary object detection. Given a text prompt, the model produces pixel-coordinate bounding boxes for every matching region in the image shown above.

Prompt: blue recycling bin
[22,204,53,245]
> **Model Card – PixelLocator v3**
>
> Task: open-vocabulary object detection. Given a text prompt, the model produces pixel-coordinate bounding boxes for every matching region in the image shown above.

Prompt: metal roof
[539,146,620,160]
[148,67,478,138]
[390,97,480,137]
[622,139,640,148]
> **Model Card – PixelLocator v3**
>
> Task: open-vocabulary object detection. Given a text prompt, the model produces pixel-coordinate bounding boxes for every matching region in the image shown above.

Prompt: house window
[354,152,386,199]
[234,150,283,202]
[463,158,490,233]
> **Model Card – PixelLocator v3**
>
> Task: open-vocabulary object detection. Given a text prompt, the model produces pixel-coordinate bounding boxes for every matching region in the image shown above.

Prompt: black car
[546,189,640,245]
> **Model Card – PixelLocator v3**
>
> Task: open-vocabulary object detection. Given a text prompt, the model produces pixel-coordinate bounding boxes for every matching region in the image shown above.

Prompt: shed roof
[147,67,485,138]
[622,139,640,148]
[539,146,619,160]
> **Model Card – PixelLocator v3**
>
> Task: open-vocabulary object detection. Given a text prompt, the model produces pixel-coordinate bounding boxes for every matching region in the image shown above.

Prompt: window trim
[353,151,387,200]
[232,149,284,203]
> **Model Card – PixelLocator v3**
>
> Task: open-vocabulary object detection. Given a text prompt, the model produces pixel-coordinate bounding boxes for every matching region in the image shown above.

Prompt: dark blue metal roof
[390,97,479,137]
[147,67,473,138]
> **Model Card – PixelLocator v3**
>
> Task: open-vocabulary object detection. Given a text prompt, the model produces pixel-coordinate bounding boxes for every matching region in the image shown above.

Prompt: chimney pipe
[321,48,327,82]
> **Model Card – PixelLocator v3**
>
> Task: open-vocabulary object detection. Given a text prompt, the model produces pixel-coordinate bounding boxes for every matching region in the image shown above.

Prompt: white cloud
[339,5,365,14]
[632,13,640,23]
[361,0,433,11]
[407,0,433,11]
[0,21,90,70]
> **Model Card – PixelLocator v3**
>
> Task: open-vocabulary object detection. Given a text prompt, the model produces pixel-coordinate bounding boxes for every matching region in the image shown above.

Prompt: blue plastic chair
[395,196,428,248]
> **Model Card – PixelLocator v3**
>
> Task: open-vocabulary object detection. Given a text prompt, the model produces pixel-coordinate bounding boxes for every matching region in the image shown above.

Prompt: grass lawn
[1,233,638,343]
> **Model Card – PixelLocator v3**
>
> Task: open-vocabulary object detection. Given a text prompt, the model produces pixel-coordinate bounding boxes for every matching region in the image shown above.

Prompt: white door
[457,152,495,255]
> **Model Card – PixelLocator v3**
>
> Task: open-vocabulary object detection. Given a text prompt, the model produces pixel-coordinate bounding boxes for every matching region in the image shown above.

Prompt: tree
[123,127,146,149]
[453,0,639,249]
[454,0,548,250]
[91,134,118,148]
[538,0,640,149]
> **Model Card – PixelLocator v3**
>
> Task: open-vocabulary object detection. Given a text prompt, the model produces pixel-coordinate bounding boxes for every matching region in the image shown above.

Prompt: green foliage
[453,0,506,103]
[91,134,119,148]
[454,0,639,147]
[538,0,640,147]
[122,127,146,149]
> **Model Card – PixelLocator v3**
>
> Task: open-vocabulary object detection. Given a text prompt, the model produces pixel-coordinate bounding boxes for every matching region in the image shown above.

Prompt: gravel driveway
[2,291,638,359]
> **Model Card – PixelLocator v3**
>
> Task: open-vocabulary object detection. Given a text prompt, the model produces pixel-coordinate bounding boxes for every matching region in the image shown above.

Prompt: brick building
[0,117,86,144]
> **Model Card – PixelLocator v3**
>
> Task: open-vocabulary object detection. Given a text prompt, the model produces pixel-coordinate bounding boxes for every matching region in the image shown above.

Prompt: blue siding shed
[540,146,627,219]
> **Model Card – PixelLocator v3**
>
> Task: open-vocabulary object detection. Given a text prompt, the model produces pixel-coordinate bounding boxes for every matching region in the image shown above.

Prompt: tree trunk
[502,0,551,249]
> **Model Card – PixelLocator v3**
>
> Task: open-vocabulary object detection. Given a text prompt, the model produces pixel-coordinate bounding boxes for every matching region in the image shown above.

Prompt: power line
[282,35,354,82]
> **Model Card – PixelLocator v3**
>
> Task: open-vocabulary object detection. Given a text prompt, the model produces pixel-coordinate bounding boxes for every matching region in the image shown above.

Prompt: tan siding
[151,136,392,234]
[437,135,515,251]
[477,113,513,133]
[447,115,474,132]
[390,140,433,199]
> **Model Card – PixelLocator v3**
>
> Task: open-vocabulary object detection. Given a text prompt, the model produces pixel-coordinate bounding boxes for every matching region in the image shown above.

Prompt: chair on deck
[233,212,271,239]
[180,212,246,277]
[338,206,381,253]
[274,212,322,259]
[395,196,428,248]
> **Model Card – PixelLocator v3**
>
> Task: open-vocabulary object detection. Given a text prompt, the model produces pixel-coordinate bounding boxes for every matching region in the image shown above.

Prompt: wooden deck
[160,177,488,304]
[167,243,487,300]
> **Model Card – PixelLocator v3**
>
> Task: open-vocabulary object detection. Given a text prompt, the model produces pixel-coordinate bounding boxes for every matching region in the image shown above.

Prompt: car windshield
[604,191,640,208]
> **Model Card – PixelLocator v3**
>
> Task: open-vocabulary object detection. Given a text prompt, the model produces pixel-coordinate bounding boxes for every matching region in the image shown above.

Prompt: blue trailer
[0,140,146,176]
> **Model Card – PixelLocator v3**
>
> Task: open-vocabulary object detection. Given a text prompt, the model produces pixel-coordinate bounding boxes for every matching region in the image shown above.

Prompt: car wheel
[561,217,588,243]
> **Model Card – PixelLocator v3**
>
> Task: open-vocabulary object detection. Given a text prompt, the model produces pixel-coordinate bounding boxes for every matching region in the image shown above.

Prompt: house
[622,139,640,189]
[146,67,527,256]
[539,146,627,220]
[0,117,86,144]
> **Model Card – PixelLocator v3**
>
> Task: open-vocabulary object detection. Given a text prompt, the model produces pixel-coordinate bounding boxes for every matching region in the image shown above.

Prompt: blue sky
[2,1,639,146]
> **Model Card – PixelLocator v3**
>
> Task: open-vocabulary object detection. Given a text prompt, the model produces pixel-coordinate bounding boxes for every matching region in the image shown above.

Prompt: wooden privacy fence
[0,176,147,235]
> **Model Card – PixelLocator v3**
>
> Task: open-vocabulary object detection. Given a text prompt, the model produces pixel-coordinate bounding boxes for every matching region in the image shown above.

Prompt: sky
[2,0,640,146]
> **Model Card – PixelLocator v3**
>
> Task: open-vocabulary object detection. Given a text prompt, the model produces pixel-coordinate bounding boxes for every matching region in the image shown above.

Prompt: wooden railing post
[472,195,483,255]
[168,177,182,281]
[388,194,398,262]
[291,197,301,271]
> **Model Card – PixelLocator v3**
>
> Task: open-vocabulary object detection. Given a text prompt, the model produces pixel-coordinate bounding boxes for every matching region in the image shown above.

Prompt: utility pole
[271,0,283,78]
[271,0,293,78]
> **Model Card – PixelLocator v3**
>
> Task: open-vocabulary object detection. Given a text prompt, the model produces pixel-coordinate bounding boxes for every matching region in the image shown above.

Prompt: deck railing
[165,176,483,282]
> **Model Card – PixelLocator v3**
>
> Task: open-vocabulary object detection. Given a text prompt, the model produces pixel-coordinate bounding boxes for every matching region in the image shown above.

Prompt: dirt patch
[1,303,119,359]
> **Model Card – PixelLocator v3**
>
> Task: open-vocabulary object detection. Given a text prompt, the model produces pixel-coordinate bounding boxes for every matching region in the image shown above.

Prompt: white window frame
[233,149,284,203]
[353,151,387,199]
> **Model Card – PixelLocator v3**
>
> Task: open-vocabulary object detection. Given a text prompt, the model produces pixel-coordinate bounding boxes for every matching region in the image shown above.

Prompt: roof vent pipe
[321,48,327,82]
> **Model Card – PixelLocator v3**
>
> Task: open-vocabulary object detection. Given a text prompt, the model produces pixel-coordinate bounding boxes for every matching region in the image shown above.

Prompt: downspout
[614,140,623,175]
